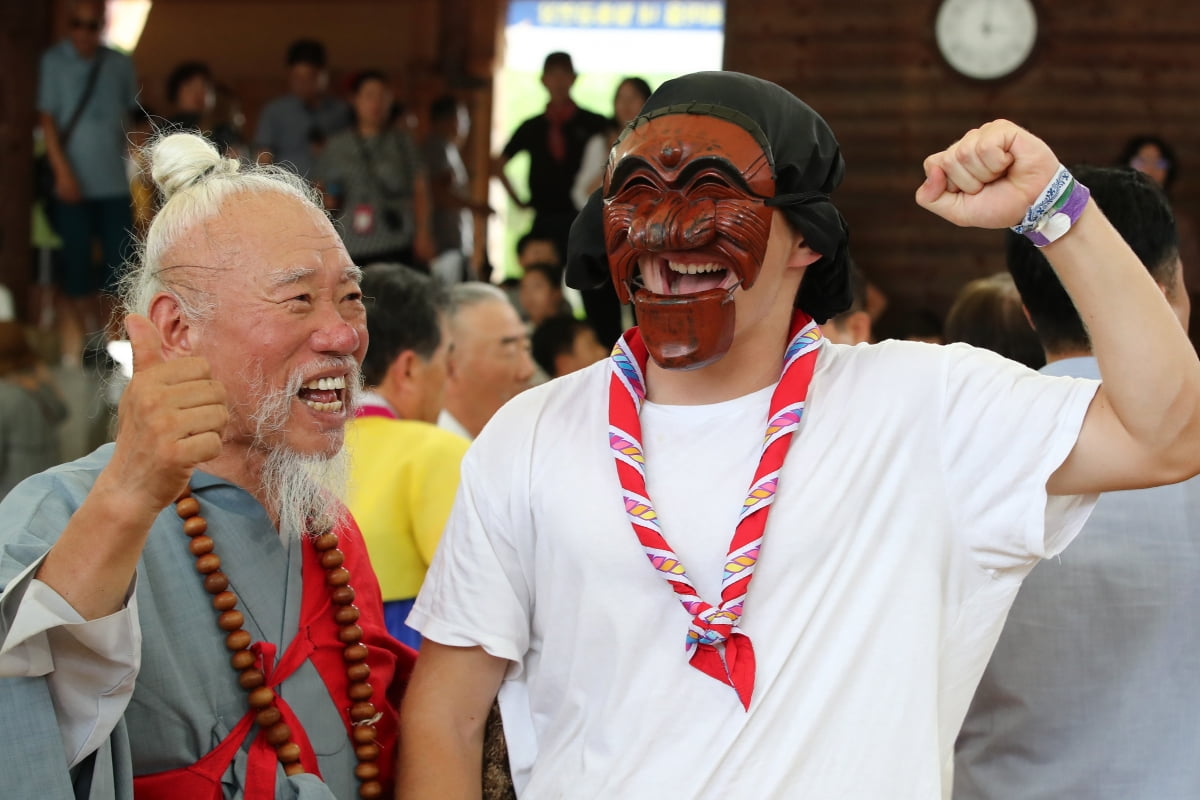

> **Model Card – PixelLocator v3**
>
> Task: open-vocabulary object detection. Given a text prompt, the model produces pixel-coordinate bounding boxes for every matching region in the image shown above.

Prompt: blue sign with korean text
[508,1,724,30]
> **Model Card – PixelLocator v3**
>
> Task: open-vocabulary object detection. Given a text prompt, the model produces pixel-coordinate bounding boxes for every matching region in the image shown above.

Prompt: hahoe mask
[602,108,777,369]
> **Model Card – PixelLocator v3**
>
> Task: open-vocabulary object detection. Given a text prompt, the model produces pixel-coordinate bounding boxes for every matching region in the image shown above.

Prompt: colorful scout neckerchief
[607,311,824,710]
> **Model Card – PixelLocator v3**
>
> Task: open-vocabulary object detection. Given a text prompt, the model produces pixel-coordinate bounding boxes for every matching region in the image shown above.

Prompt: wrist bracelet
[1011,164,1092,248]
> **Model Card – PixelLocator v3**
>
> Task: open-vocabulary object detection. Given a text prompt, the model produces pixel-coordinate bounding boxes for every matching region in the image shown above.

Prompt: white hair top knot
[149,131,240,201]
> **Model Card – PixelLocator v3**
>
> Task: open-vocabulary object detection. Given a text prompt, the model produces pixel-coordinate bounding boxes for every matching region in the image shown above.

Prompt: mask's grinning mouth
[659,257,730,295]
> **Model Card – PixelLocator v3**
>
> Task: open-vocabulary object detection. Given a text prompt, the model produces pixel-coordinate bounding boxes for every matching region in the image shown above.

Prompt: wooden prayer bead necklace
[175,490,385,799]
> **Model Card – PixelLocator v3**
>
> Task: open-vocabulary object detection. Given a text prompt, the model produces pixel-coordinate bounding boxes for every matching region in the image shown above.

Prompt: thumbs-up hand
[107,314,229,514]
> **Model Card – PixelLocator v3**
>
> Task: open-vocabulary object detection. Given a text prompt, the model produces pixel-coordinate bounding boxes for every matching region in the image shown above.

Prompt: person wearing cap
[398,72,1200,798]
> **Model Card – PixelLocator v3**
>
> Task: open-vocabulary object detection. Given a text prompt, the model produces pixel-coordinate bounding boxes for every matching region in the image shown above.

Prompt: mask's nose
[626,194,717,252]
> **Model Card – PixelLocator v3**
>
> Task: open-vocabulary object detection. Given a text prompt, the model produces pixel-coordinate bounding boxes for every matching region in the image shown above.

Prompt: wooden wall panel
[723,0,1200,324]
[0,0,52,320]
[132,0,442,133]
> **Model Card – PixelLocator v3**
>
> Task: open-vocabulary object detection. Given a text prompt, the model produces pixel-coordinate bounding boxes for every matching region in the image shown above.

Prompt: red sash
[133,515,415,799]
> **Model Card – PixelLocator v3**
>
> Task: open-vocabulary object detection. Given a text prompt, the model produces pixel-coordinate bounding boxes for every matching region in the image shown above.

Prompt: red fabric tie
[608,312,823,710]
[545,99,577,162]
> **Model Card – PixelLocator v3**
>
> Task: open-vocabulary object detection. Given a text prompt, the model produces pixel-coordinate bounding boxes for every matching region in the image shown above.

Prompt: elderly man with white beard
[0,131,413,799]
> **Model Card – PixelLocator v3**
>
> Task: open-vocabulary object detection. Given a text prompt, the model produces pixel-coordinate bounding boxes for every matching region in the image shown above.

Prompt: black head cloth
[566,71,853,323]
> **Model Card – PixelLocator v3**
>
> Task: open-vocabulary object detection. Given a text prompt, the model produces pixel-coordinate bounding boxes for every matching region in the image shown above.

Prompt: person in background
[314,70,433,268]
[943,272,1044,369]
[493,52,617,346]
[348,264,469,649]
[163,61,246,159]
[518,261,572,328]
[875,306,944,343]
[438,283,534,441]
[516,232,561,271]
[0,322,68,499]
[1118,134,1200,348]
[37,0,140,365]
[819,259,872,345]
[253,38,350,176]
[425,95,491,284]
[492,52,607,257]
[955,164,1198,800]
[571,76,653,211]
[531,315,607,379]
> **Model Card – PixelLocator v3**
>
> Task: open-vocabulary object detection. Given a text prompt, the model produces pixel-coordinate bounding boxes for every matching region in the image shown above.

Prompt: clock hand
[982,0,996,35]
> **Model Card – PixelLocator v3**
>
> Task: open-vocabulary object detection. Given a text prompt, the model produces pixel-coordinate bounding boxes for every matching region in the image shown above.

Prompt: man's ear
[146,293,193,356]
[387,349,418,385]
[787,240,824,270]
[442,342,459,381]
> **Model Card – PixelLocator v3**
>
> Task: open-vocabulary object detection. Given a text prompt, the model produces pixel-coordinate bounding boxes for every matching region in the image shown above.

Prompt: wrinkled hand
[108,314,228,514]
[915,119,1060,230]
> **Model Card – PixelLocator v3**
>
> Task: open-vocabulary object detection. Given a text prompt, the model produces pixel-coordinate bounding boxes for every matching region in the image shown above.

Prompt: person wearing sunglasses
[36,0,140,365]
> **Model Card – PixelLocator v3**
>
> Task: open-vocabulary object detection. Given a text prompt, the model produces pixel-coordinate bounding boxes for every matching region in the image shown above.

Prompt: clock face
[936,0,1038,80]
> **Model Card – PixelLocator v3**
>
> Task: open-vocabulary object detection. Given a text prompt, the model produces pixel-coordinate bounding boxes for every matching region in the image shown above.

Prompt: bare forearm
[491,157,524,206]
[1047,201,1200,456]
[396,715,485,800]
[39,113,71,174]
[396,641,507,799]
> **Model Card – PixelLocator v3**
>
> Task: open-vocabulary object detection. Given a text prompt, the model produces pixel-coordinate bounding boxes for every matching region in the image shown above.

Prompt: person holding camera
[313,70,433,269]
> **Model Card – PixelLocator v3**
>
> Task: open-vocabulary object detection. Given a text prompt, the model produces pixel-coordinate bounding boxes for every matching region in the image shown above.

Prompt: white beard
[259,443,351,540]
[246,356,361,539]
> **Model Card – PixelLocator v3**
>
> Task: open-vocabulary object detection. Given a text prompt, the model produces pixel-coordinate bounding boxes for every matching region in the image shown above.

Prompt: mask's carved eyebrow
[674,157,756,192]
[608,156,659,195]
[608,156,756,197]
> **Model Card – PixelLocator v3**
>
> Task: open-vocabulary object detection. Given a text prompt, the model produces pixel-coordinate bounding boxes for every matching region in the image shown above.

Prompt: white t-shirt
[410,340,1100,799]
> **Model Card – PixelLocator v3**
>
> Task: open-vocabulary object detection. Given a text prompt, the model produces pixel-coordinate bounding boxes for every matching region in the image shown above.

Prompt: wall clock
[935,0,1039,81]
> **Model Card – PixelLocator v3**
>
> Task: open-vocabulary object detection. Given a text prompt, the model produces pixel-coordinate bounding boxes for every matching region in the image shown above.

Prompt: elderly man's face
[448,300,533,425]
[179,192,367,459]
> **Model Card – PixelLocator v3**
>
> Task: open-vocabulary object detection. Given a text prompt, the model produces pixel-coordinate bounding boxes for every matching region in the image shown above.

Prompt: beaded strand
[175,490,384,799]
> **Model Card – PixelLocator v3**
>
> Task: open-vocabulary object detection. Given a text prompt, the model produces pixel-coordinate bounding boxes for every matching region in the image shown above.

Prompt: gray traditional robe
[0,444,384,799]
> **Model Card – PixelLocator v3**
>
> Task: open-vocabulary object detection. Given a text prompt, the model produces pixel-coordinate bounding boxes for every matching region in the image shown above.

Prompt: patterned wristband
[1011,164,1092,248]
[1024,181,1091,247]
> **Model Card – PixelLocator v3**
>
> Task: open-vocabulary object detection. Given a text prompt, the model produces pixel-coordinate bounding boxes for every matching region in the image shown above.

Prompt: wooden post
[0,0,53,322]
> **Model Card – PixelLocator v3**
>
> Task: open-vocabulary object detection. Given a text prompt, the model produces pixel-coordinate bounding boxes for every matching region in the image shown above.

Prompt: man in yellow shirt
[347,264,468,648]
